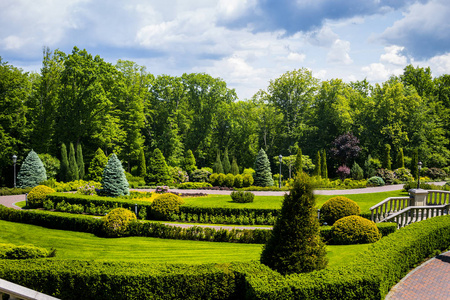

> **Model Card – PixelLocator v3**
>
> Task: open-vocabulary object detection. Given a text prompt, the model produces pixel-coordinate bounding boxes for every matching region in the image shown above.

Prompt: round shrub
[27,185,55,208]
[394,168,414,182]
[320,196,361,225]
[150,193,185,220]
[216,173,226,187]
[242,173,254,187]
[224,173,235,187]
[102,208,137,237]
[209,173,219,186]
[331,215,381,244]
[367,176,385,186]
[234,174,243,188]
[231,191,255,203]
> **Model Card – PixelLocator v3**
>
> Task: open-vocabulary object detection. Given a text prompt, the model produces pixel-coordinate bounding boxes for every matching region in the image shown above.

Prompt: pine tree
[17,150,47,188]
[101,153,129,196]
[60,143,69,182]
[254,148,274,187]
[411,149,419,179]
[321,149,328,179]
[183,149,197,175]
[222,148,231,174]
[137,148,147,177]
[313,151,321,177]
[146,148,172,185]
[76,143,85,180]
[294,147,303,174]
[87,148,108,182]
[213,151,224,174]
[397,148,405,169]
[260,172,327,274]
[67,142,79,181]
[383,144,392,170]
[231,157,239,175]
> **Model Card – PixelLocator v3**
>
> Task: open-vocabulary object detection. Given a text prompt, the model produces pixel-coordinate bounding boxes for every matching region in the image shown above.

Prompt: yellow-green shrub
[320,196,361,225]
[27,185,55,208]
[331,215,381,244]
[102,208,137,237]
[150,193,184,220]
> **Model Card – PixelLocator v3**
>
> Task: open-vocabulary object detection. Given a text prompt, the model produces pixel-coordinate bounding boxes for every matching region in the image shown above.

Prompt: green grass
[0,220,366,267]
[14,200,26,208]
[182,190,408,213]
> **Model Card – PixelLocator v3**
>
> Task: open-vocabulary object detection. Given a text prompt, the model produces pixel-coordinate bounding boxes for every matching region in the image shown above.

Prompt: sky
[1,0,450,100]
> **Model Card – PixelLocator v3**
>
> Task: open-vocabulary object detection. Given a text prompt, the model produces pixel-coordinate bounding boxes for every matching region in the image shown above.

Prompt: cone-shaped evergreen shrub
[137,148,147,177]
[76,143,85,180]
[314,151,321,177]
[397,148,405,169]
[213,151,224,174]
[222,148,231,174]
[101,153,129,197]
[17,150,47,188]
[351,162,364,180]
[67,142,79,181]
[183,149,197,175]
[146,148,172,185]
[295,147,302,174]
[260,172,327,274]
[411,149,419,179]
[231,157,239,175]
[253,148,274,187]
[60,143,69,182]
[383,144,392,170]
[321,149,328,178]
[88,148,108,182]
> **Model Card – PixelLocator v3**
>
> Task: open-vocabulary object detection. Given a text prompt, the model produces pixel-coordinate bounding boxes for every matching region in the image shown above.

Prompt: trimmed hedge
[0,243,55,259]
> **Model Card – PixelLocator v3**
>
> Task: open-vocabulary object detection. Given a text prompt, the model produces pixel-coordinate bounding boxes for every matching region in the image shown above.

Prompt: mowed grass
[182,190,408,213]
[0,220,366,267]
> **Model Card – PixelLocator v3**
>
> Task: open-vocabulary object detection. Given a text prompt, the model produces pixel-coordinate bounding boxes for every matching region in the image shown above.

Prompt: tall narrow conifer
[254,148,274,187]
[321,149,328,178]
[231,157,239,175]
[67,142,79,181]
[213,151,224,174]
[222,148,231,174]
[60,143,69,182]
[314,151,321,177]
[294,147,303,174]
[76,143,85,180]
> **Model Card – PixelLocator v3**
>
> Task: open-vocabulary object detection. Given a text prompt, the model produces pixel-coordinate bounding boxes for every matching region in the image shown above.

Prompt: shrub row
[0,243,55,259]
[168,212,277,225]
[0,187,33,196]
[178,182,213,189]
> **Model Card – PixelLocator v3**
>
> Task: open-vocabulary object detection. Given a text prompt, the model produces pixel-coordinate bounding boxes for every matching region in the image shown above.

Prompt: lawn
[182,190,408,213]
[0,220,367,268]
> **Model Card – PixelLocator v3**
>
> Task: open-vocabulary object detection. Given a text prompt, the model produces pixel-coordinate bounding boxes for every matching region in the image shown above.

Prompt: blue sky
[1,0,449,100]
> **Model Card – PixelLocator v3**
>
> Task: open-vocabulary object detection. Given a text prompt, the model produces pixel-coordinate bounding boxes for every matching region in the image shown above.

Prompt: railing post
[409,189,428,206]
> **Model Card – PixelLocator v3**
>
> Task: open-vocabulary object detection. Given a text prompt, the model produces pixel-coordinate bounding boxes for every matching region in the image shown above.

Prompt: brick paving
[385,251,450,300]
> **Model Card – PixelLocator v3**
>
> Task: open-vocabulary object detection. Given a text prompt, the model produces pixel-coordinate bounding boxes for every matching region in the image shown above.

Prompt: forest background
[1,46,450,186]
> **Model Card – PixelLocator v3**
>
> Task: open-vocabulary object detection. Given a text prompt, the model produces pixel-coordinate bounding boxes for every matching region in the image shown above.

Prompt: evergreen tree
[222,148,231,174]
[137,148,146,177]
[60,143,69,182]
[76,143,85,180]
[231,157,239,175]
[294,147,303,174]
[87,148,108,182]
[321,149,328,179]
[146,148,172,185]
[254,148,274,187]
[213,151,224,174]
[411,149,419,179]
[383,144,392,170]
[17,150,47,188]
[101,153,129,196]
[397,148,405,169]
[183,149,197,175]
[313,151,321,177]
[351,162,364,180]
[67,142,79,181]
[260,172,327,274]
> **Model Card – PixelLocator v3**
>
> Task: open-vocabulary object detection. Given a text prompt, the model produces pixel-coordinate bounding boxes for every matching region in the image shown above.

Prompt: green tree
[146,148,172,185]
[213,151,224,174]
[254,149,274,187]
[351,162,364,180]
[222,148,231,174]
[137,148,146,178]
[411,149,419,179]
[183,149,197,175]
[17,150,47,188]
[260,172,327,274]
[101,153,129,196]
[294,147,303,174]
[76,143,85,180]
[231,157,239,175]
[401,65,434,97]
[313,151,321,177]
[38,154,60,180]
[321,149,328,179]
[383,144,392,170]
[67,142,79,181]
[397,148,405,169]
[87,148,108,182]
[60,143,69,182]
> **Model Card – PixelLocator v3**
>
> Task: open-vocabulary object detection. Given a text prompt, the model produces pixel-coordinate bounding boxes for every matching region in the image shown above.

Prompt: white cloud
[327,39,353,64]
[287,52,306,62]
[380,45,407,65]
[361,63,403,82]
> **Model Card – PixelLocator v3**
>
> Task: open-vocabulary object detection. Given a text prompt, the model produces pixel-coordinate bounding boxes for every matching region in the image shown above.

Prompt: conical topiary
[145,148,172,185]
[294,147,302,174]
[313,151,321,177]
[76,143,85,180]
[60,143,69,182]
[137,148,147,177]
[87,148,108,182]
[213,151,224,174]
[253,148,274,187]
[222,148,231,174]
[17,150,47,188]
[260,172,328,274]
[321,149,328,179]
[231,157,239,175]
[67,142,79,181]
[183,149,197,175]
[101,153,129,197]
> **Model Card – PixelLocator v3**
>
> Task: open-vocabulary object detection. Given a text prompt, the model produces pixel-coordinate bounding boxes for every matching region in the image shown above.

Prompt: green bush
[190,168,211,182]
[224,173,235,187]
[17,150,47,188]
[233,174,243,188]
[27,185,56,208]
[394,168,414,182]
[424,167,447,180]
[0,243,55,259]
[331,215,381,244]
[102,208,137,237]
[367,176,385,186]
[217,173,226,187]
[209,173,219,186]
[178,182,212,189]
[320,196,361,225]
[0,187,33,196]
[351,162,364,180]
[376,169,395,184]
[230,191,255,203]
[150,193,184,220]
[242,173,254,187]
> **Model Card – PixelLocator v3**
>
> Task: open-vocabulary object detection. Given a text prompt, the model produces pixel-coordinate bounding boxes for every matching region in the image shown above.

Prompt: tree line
[1,46,450,186]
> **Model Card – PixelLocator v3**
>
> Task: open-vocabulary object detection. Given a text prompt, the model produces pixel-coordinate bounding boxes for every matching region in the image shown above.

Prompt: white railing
[383,204,450,228]
[370,197,411,222]
[427,190,450,205]
[0,278,59,300]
